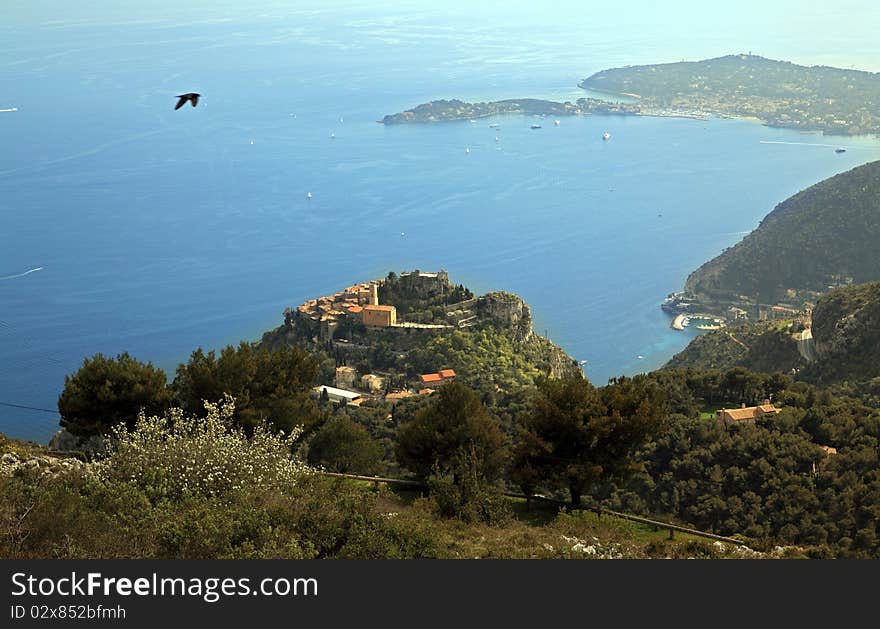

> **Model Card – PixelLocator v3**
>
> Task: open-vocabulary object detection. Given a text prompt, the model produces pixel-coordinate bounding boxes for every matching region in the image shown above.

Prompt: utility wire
[0,401,59,414]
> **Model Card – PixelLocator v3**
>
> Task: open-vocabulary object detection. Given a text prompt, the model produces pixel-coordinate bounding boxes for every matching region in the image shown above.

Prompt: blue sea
[3,1,880,441]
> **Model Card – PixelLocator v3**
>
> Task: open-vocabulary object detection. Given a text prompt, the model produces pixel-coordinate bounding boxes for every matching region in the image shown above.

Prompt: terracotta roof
[347,305,363,313]
[438,369,456,379]
[385,391,413,401]
[417,388,435,395]
[820,445,838,456]
[721,408,762,421]
[420,373,443,383]
[718,404,779,422]
[363,305,395,312]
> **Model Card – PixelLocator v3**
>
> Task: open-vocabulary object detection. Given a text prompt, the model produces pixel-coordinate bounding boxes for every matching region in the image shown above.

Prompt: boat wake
[0,267,43,281]
[759,140,848,149]
[0,108,18,113]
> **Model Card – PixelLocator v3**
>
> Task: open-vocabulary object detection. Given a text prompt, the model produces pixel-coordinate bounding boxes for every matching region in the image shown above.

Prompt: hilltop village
[291,270,454,340]
[266,269,580,408]
[287,271,456,405]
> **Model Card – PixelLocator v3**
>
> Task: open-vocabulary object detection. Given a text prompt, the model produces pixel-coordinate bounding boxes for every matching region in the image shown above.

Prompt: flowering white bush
[93,395,312,500]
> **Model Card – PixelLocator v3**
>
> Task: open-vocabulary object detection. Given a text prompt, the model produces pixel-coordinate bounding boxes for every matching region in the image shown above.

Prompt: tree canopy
[396,382,507,483]
[171,342,322,434]
[513,375,667,506]
[58,352,172,437]
[307,416,383,475]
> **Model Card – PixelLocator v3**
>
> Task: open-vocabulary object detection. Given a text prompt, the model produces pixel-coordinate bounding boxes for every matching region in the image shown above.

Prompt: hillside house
[361,373,385,393]
[418,369,456,389]
[716,401,779,428]
[335,366,357,390]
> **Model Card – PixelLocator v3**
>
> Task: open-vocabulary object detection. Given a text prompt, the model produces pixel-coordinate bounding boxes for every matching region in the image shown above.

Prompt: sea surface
[3,1,880,441]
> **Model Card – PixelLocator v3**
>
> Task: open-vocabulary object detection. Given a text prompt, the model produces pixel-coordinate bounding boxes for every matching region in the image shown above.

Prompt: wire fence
[318,470,748,546]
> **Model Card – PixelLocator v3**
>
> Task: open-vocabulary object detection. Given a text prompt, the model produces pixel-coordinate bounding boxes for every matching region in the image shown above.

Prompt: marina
[671,313,726,331]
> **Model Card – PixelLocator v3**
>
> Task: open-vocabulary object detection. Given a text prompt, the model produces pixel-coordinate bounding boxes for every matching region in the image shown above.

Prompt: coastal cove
[4,2,880,442]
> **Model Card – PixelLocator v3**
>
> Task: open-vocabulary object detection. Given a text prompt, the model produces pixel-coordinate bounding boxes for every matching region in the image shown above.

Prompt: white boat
[465,147,470,154]
[330,132,335,139]
[554,120,560,126]
[307,192,312,200]
[602,131,611,141]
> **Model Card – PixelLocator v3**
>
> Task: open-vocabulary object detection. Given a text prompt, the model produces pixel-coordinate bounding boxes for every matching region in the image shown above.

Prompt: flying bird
[174,93,200,110]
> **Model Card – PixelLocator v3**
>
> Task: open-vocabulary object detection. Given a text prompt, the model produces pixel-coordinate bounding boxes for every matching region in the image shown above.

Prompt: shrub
[94,396,311,501]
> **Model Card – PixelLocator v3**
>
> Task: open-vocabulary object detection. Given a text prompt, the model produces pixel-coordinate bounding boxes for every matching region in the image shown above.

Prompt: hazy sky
[4,0,879,74]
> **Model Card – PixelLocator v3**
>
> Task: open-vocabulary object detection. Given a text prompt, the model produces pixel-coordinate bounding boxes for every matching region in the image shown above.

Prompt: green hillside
[666,283,880,386]
[800,282,880,385]
[664,320,805,374]
[580,54,880,135]
[684,160,880,304]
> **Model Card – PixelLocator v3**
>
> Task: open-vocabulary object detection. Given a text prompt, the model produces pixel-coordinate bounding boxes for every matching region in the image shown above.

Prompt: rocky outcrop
[48,429,106,455]
[800,282,880,384]
[476,292,533,342]
[1,451,87,478]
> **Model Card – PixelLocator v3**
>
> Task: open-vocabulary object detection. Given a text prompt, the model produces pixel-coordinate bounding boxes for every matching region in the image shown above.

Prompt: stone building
[716,401,779,428]
[362,304,397,327]
[335,366,357,390]
[361,374,385,393]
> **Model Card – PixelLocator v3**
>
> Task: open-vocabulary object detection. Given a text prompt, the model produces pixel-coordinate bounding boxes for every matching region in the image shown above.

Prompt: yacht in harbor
[602,131,612,140]
[531,124,542,129]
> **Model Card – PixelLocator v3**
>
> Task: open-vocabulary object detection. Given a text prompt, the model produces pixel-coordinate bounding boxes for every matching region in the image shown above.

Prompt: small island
[580,54,880,136]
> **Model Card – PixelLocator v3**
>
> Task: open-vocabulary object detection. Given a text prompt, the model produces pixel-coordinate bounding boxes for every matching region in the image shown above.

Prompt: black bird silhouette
[174,93,200,110]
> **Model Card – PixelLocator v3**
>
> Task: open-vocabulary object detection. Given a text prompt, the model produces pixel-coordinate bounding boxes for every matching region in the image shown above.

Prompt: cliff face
[477,292,533,342]
[800,282,880,384]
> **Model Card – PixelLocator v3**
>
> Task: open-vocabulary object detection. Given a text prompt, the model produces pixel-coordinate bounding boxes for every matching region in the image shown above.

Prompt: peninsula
[384,55,880,135]
[381,97,642,124]
[580,54,880,136]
